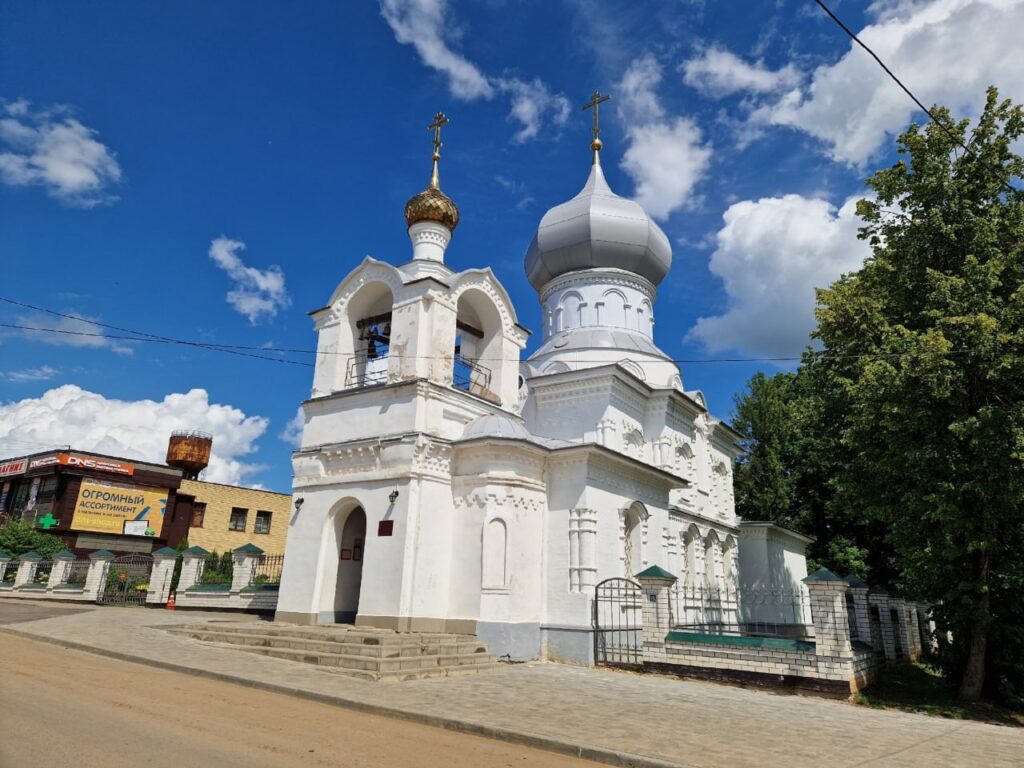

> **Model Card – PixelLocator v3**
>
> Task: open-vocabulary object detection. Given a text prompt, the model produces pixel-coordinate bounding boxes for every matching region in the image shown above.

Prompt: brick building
[0,435,291,557]
[0,449,188,555]
[174,479,291,556]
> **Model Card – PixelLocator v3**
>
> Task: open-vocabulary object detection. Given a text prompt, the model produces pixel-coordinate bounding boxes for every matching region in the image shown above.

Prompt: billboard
[0,459,26,478]
[70,480,169,536]
[28,453,135,476]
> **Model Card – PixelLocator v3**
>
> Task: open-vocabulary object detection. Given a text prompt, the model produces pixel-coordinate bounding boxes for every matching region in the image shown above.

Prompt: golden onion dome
[404,182,459,232]
[405,111,460,232]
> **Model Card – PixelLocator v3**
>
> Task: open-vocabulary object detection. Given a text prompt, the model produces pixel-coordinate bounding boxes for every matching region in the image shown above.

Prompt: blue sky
[1,0,1021,491]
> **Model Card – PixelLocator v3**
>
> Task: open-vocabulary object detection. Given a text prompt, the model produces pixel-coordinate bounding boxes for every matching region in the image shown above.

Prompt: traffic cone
[166,591,176,610]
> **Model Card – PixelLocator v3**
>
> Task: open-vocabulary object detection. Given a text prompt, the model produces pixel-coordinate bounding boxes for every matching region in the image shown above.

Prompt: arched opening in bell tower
[345,282,394,388]
[453,288,503,402]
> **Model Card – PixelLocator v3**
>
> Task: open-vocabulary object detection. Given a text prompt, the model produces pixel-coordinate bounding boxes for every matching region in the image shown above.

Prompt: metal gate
[100,554,154,606]
[593,577,644,667]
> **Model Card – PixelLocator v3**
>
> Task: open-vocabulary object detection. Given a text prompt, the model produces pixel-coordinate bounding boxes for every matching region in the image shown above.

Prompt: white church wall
[539,457,593,663]
[399,474,458,628]
[300,384,422,449]
[275,483,407,625]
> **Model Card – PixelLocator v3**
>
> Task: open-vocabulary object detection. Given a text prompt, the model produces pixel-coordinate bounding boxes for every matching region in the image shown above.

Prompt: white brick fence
[0,549,114,603]
[0,543,281,615]
[173,544,279,612]
[635,566,932,696]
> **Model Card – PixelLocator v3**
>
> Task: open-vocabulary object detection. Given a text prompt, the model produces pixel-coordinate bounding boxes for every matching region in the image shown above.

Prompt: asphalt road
[0,631,595,768]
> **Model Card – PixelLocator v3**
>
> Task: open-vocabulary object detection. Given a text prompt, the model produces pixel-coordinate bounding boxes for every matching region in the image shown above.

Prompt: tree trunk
[957,551,991,703]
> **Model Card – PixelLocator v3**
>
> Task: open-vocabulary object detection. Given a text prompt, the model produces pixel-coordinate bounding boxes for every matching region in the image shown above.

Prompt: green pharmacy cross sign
[38,513,59,530]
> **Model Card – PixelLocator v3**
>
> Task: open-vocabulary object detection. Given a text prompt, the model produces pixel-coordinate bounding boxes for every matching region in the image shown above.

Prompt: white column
[230,545,262,593]
[568,510,581,593]
[147,547,179,605]
[14,555,40,587]
[578,509,597,591]
[85,550,114,602]
[178,548,208,592]
[48,553,75,588]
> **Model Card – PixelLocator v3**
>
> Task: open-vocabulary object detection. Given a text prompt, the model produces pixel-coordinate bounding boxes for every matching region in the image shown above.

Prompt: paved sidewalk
[1,600,1021,768]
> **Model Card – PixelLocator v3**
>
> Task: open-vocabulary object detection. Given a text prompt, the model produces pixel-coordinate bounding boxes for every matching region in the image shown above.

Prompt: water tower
[166,430,213,480]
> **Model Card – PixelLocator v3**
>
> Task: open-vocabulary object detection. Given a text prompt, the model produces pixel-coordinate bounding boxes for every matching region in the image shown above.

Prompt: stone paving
[1,599,1022,768]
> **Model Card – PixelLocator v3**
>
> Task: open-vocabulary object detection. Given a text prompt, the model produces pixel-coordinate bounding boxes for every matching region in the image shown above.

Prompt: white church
[275,108,809,663]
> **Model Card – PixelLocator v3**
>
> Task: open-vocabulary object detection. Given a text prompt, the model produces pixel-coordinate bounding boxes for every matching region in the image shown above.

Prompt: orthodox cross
[581,90,611,142]
[428,111,449,159]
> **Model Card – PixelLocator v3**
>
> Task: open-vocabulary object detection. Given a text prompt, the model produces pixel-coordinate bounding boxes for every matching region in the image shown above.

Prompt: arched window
[602,289,627,328]
[482,518,507,588]
[623,427,645,459]
[704,532,721,588]
[559,291,584,330]
[623,503,646,577]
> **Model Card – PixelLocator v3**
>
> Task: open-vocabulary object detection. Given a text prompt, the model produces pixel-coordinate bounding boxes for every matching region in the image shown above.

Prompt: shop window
[191,502,206,528]
[254,510,272,534]
[228,507,248,531]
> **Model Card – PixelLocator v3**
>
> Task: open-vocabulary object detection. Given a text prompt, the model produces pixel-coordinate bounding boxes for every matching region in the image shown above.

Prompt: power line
[0,320,980,368]
[0,322,314,368]
[812,0,1019,195]
[0,296,315,367]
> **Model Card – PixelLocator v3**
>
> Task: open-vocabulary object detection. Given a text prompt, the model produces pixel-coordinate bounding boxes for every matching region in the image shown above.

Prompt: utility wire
[0,297,314,367]
[812,0,1019,195]
[0,320,979,367]
[0,322,314,367]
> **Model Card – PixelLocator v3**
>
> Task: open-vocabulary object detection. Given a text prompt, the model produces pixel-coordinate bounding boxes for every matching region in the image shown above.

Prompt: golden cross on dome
[428,111,449,160]
[581,90,611,143]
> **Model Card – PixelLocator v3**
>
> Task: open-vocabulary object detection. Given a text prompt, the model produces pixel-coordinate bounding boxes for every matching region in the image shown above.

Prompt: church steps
[169,628,486,658]
[169,624,497,681]
[195,640,499,680]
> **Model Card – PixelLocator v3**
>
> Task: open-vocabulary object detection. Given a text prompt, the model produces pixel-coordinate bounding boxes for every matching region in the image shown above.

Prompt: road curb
[0,625,690,768]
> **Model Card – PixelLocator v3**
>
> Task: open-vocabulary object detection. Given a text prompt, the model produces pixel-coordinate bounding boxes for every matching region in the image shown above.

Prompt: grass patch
[855,662,1024,727]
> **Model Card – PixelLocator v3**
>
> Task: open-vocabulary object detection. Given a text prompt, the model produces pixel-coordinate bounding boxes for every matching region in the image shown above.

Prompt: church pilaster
[569,508,597,593]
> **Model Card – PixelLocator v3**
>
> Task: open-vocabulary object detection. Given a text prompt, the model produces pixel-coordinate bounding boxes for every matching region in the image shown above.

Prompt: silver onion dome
[524,157,672,291]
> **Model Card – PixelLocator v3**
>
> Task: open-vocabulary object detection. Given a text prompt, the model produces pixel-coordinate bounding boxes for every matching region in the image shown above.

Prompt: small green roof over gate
[803,567,843,583]
[635,565,677,581]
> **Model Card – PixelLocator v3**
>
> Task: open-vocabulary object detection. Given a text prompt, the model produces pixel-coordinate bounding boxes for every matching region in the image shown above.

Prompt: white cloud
[617,55,713,220]
[618,54,666,123]
[16,312,134,355]
[1,365,58,382]
[209,237,291,324]
[751,0,1024,165]
[280,407,305,449]
[378,1,569,142]
[497,78,571,143]
[0,100,122,207]
[0,385,269,485]
[379,0,494,100]
[682,46,800,97]
[688,194,871,356]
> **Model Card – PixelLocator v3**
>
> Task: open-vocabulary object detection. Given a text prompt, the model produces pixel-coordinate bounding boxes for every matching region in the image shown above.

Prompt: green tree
[732,372,802,529]
[732,368,881,581]
[0,521,64,558]
[814,88,1024,702]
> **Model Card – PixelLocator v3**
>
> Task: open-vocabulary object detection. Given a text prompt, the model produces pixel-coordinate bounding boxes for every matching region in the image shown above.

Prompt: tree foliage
[732,369,882,581]
[733,88,1024,704]
[0,521,64,558]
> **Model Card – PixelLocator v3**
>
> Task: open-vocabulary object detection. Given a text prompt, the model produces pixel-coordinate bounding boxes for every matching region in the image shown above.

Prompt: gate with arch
[100,554,154,606]
[593,577,644,667]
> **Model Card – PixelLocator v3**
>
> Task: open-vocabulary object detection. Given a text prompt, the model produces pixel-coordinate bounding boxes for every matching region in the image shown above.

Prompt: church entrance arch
[317,501,366,624]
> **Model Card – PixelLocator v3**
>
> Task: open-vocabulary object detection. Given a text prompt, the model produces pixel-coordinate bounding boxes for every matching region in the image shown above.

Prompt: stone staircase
[167,622,502,682]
